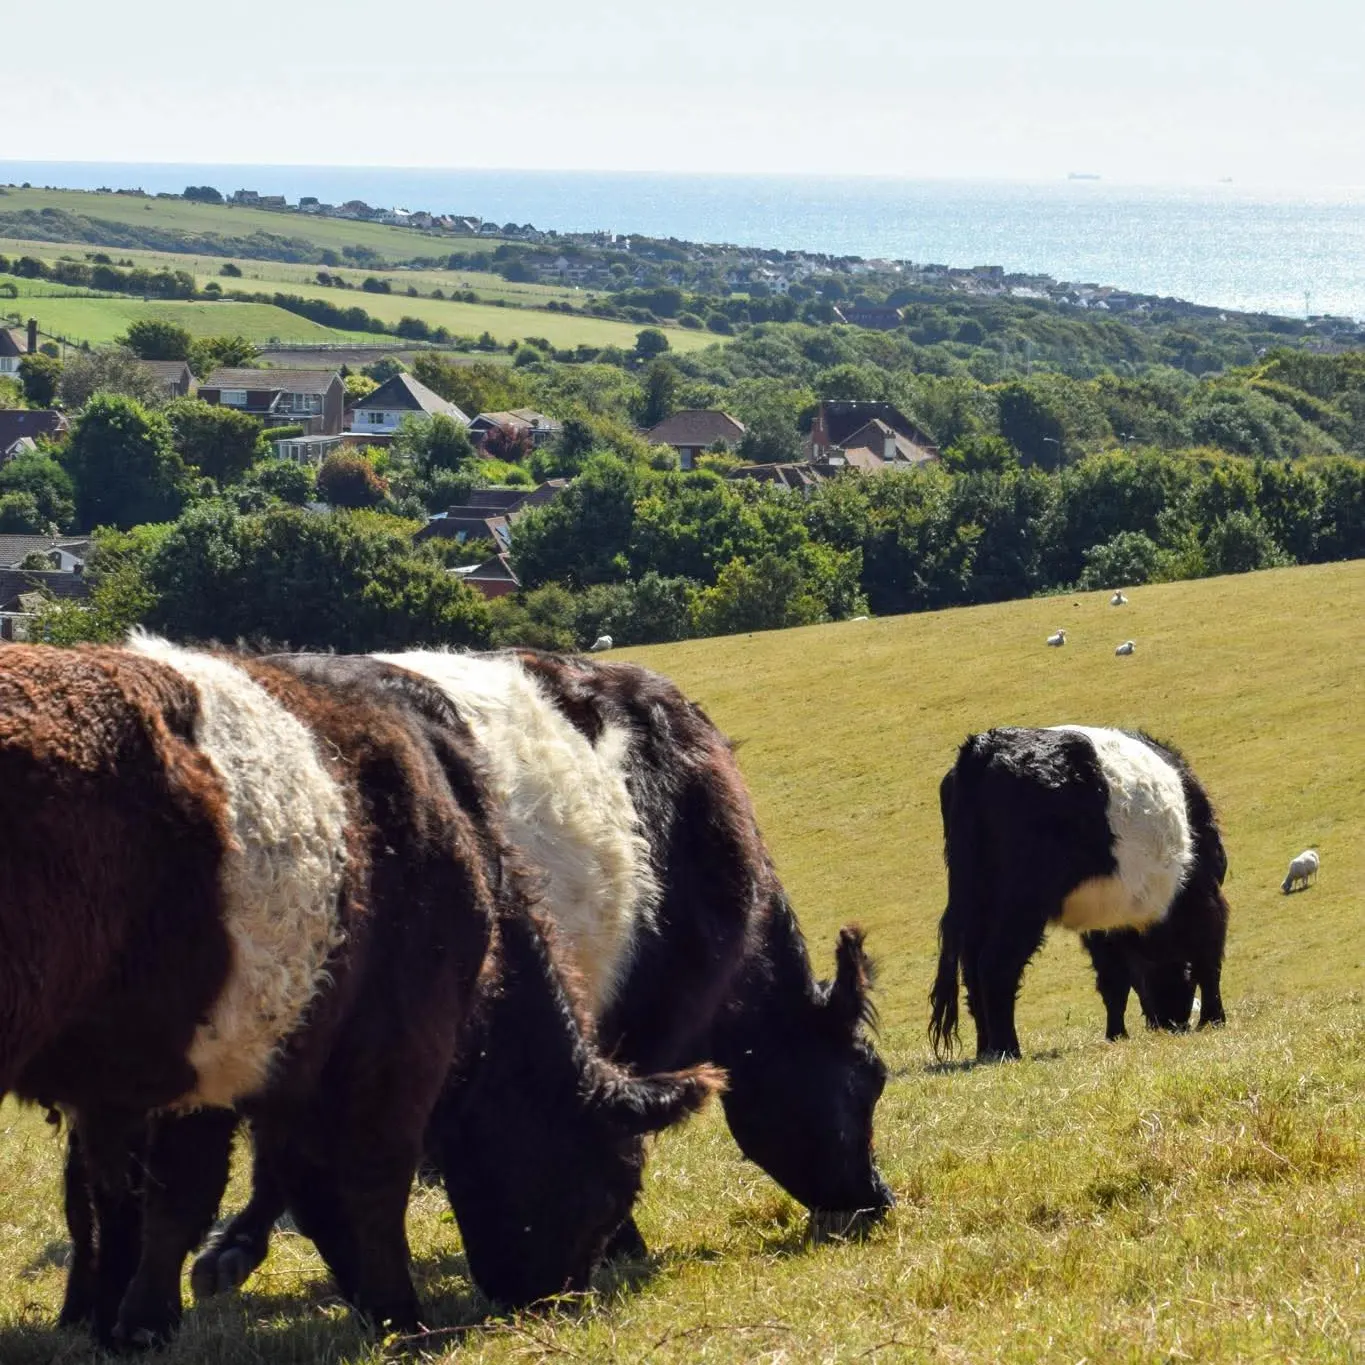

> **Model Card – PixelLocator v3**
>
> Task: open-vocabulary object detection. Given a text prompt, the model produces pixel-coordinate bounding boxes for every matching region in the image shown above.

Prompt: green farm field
[0,561,1360,1362]
[0,187,504,264]
[0,235,589,308]
[2,286,370,346]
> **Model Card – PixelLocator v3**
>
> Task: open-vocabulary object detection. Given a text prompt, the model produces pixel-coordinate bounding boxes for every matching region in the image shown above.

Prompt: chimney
[26,319,38,354]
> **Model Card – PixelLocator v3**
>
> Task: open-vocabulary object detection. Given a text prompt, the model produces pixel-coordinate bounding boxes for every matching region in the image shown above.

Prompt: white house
[0,322,37,379]
[347,372,471,441]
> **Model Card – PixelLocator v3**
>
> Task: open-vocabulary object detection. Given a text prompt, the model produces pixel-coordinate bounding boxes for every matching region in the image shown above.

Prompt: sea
[3,162,1364,321]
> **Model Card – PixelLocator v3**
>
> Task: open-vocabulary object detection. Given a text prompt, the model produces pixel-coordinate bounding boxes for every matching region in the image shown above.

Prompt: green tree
[18,353,61,407]
[188,335,260,378]
[530,415,596,480]
[118,320,194,361]
[1202,511,1291,575]
[636,358,678,427]
[391,413,478,478]
[63,394,190,529]
[164,398,267,485]
[487,583,579,650]
[410,354,525,416]
[0,449,75,529]
[147,503,489,650]
[58,348,164,409]
[243,459,316,506]
[0,492,44,532]
[1076,530,1165,590]
[512,455,639,587]
[634,328,671,361]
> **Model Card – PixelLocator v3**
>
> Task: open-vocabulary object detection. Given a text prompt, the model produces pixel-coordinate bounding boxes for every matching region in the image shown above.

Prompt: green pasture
[0,187,504,263]
[3,291,371,346]
[0,236,588,308]
[0,561,1360,1362]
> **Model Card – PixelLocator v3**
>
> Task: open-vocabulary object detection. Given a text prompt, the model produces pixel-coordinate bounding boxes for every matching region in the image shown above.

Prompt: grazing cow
[1281,849,1319,893]
[929,725,1229,1060]
[13,640,715,1348]
[1115,640,1135,656]
[192,649,891,1295]
[1047,629,1067,647]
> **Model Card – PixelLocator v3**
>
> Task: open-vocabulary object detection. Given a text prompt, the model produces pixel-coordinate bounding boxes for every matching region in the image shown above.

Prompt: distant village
[63,182,1358,338]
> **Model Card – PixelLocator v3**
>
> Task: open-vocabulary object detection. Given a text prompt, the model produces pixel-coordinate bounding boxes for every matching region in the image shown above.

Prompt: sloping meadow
[1,560,1360,1361]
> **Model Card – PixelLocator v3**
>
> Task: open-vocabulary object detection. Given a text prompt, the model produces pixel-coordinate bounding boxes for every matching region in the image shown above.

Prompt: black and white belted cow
[929,725,1229,1060]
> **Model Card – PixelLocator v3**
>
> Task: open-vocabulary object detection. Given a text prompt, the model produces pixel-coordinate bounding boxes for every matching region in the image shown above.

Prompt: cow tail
[929,918,962,1058]
[929,761,966,1058]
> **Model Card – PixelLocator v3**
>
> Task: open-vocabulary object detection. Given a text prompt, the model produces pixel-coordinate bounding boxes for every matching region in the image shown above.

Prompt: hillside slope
[0,561,1359,1363]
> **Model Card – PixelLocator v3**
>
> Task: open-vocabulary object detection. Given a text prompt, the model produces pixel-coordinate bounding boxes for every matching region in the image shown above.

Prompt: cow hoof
[808,1203,887,1243]
[190,1241,261,1300]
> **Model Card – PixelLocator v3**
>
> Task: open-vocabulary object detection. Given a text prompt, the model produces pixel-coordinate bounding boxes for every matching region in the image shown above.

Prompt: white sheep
[589,635,613,653]
[1115,640,1135,656]
[1046,629,1067,647]
[1110,591,1129,606]
[1281,849,1319,893]
[849,615,870,622]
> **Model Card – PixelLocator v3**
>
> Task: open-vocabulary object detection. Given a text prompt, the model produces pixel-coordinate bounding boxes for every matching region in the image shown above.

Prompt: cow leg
[58,1127,98,1330]
[1082,932,1132,1040]
[190,1135,287,1300]
[1191,893,1228,1029]
[276,1143,420,1332]
[58,1110,147,1344]
[976,917,1046,1061]
[959,947,989,1057]
[112,1108,237,1350]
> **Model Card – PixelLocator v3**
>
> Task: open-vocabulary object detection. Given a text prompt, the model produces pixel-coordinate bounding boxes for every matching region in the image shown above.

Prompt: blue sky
[18,0,1365,183]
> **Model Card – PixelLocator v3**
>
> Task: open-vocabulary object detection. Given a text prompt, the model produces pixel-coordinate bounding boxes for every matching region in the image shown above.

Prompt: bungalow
[413,507,513,553]
[644,409,746,470]
[138,359,195,398]
[0,533,90,571]
[347,373,470,441]
[198,367,346,435]
[0,410,70,462]
[451,552,521,599]
[467,408,563,452]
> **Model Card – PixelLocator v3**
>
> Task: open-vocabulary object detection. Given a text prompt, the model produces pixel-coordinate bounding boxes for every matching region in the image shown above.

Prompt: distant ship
[1067,172,1101,181]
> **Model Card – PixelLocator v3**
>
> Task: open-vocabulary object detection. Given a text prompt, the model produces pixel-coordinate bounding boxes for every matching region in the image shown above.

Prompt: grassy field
[0,236,589,308]
[0,561,1360,1362]
[1,287,371,346]
[0,188,503,264]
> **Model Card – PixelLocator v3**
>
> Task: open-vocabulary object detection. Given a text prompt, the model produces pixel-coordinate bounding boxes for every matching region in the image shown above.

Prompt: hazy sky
[16,0,1365,183]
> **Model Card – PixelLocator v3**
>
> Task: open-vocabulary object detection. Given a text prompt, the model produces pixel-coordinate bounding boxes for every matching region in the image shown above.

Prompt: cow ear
[596,1064,726,1137]
[826,925,878,1038]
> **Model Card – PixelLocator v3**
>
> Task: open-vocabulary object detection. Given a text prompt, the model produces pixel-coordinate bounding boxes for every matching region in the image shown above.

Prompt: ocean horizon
[4,161,1364,321]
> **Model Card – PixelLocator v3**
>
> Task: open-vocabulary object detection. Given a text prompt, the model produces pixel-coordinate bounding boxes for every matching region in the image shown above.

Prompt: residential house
[644,410,747,470]
[138,359,195,398]
[413,508,513,554]
[467,409,563,453]
[0,551,92,640]
[730,462,824,493]
[807,401,939,465]
[0,319,38,380]
[0,533,90,571]
[0,410,70,462]
[463,480,567,514]
[198,367,346,435]
[347,373,470,442]
[815,416,939,471]
[451,552,521,599]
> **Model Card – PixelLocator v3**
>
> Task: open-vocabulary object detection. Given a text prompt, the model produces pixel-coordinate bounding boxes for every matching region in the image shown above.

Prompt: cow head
[719,926,893,1237]
[1124,919,1198,1030]
[435,1059,720,1307]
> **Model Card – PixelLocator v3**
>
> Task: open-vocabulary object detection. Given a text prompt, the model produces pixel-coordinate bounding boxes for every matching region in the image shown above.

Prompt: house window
[220,389,248,406]
[365,410,388,425]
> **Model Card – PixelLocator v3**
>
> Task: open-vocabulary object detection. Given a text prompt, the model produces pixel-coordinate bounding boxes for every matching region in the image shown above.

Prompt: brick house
[198,367,346,435]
